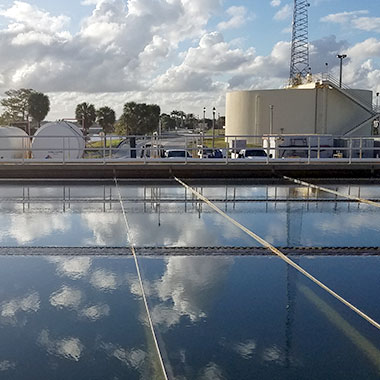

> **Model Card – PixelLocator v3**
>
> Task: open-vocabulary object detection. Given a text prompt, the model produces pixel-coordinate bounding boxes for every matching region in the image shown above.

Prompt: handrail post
[359,137,363,160]
[349,138,352,164]
[63,137,65,164]
[103,134,106,164]
[185,136,188,164]
[308,136,311,164]
[317,136,320,160]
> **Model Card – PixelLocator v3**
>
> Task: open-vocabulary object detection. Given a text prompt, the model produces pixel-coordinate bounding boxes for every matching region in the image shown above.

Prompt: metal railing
[1,133,380,165]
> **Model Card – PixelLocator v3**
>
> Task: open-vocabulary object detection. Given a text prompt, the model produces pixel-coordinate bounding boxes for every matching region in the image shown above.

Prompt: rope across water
[114,176,169,380]
[174,176,380,331]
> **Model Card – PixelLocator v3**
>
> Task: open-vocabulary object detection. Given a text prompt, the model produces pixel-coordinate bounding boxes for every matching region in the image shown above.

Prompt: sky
[0,0,379,120]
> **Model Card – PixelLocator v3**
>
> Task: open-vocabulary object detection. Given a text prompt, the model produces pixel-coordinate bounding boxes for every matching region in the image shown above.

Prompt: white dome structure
[0,126,29,159]
[32,121,85,160]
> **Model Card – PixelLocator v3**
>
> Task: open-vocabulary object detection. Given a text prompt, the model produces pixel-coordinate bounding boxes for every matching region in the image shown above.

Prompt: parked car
[165,149,192,158]
[238,149,270,159]
[197,147,224,158]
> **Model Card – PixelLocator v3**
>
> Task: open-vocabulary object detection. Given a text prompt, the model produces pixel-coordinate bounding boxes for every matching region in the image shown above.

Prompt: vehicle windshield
[167,150,187,157]
[245,149,267,157]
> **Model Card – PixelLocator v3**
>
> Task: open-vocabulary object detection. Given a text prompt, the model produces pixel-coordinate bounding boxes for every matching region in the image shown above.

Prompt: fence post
[185,136,188,164]
[317,136,320,160]
[349,138,352,164]
[359,137,363,160]
[308,136,311,164]
[63,137,65,164]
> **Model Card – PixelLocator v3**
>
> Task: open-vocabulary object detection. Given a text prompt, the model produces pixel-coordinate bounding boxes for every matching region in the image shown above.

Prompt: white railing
[1,133,380,165]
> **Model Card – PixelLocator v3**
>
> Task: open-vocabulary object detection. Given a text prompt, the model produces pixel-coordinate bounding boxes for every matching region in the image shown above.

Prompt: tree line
[0,88,224,135]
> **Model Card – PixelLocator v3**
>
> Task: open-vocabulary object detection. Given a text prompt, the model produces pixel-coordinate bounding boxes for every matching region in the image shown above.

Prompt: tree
[0,88,34,128]
[75,102,96,135]
[28,92,50,128]
[119,102,160,135]
[160,113,176,131]
[96,106,116,134]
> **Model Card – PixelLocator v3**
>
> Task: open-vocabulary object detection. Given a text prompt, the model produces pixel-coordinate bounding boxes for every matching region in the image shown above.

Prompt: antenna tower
[289,0,310,86]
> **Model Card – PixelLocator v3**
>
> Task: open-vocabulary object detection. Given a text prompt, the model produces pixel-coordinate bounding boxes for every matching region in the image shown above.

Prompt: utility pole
[337,54,347,88]
[269,105,274,135]
[212,107,216,149]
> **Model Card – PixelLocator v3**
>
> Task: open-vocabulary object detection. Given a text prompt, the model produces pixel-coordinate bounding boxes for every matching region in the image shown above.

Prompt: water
[1,181,380,379]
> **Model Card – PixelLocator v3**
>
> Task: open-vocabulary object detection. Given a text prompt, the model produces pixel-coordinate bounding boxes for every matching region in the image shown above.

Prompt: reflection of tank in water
[0,126,30,159]
[32,121,85,160]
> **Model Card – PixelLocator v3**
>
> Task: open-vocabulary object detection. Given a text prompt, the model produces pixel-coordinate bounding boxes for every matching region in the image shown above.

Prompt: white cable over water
[174,176,380,331]
[114,176,169,380]
[284,176,380,208]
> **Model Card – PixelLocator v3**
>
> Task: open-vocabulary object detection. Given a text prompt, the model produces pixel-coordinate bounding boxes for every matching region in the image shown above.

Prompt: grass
[86,138,123,149]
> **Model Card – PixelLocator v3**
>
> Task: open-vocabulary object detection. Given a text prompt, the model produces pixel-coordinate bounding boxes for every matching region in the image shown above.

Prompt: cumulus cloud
[274,4,292,21]
[38,330,84,361]
[100,342,146,369]
[0,361,16,372]
[217,6,250,31]
[2,214,70,245]
[79,304,110,321]
[321,10,380,33]
[145,257,233,326]
[0,292,40,324]
[49,257,92,279]
[50,286,83,310]
[0,0,378,119]
[90,269,118,291]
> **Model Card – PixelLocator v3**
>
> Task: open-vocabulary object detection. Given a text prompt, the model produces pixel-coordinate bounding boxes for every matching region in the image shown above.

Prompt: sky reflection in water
[1,183,380,378]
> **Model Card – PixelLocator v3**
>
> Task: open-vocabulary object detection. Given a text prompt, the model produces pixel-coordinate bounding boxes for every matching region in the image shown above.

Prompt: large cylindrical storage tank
[0,126,29,159]
[32,121,85,160]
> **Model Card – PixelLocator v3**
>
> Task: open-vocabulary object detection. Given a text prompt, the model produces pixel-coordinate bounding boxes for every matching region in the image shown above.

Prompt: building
[225,78,378,144]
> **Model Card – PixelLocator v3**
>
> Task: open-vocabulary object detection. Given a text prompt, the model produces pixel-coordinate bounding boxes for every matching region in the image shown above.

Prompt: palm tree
[75,103,96,135]
[28,92,50,129]
[96,106,116,134]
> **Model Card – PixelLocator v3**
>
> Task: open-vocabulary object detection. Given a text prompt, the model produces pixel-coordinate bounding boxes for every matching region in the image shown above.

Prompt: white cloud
[49,257,92,280]
[274,4,292,21]
[79,304,110,321]
[0,361,16,372]
[50,286,83,310]
[0,0,378,119]
[100,342,146,369]
[232,339,257,359]
[321,10,380,33]
[38,330,84,362]
[90,269,118,291]
[217,6,250,31]
[0,292,40,324]
[0,1,70,34]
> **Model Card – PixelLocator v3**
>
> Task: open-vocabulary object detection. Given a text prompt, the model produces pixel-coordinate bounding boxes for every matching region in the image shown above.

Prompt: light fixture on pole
[212,107,216,149]
[337,54,347,88]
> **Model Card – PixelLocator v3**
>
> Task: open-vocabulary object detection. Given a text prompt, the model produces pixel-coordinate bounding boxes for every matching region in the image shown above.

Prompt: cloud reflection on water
[48,257,92,279]
[0,291,40,325]
[38,330,84,362]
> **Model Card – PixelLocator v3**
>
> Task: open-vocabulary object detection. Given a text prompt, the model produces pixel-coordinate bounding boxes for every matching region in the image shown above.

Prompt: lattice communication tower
[289,0,310,86]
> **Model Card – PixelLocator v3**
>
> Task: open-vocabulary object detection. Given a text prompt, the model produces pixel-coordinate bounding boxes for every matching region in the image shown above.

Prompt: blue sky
[0,0,379,119]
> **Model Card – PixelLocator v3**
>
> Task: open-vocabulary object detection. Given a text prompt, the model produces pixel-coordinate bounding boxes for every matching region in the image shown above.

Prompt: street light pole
[376,92,379,112]
[337,54,347,88]
[212,107,216,149]
[269,105,274,135]
[202,107,206,147]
